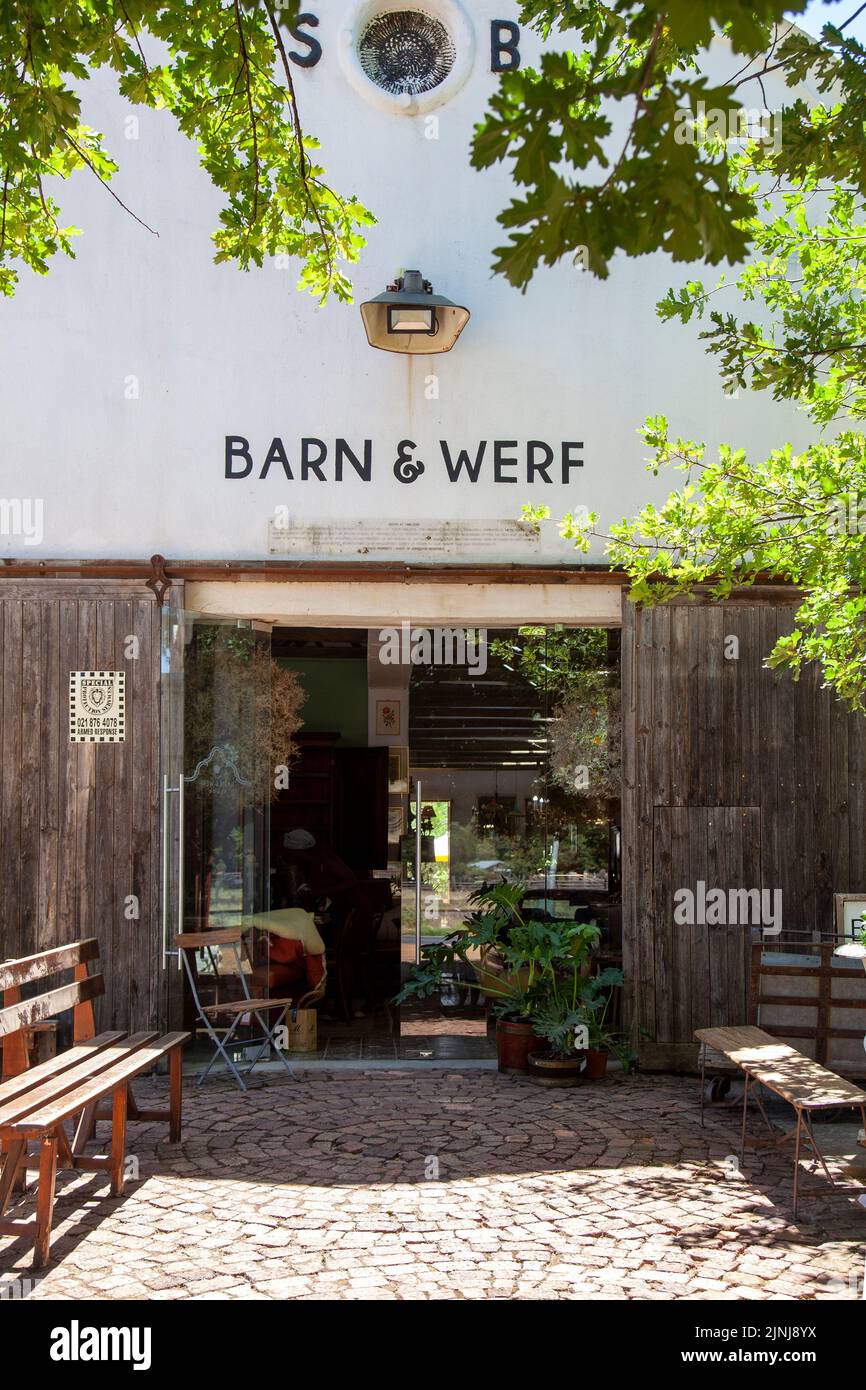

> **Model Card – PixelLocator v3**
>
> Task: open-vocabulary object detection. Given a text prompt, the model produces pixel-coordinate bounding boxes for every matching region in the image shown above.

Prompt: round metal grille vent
[358,10,457,96]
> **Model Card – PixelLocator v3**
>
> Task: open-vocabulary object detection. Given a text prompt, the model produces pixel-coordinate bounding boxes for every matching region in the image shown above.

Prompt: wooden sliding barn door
[651,805,761,1043]
[622,594,866,1069]
[0,580,164,1034]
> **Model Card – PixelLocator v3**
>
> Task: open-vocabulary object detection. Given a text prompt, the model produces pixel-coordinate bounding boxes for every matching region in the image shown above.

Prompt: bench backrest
[0,938,104,1079]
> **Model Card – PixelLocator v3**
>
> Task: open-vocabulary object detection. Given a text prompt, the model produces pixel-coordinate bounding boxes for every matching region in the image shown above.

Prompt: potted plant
[394,881,540,1071]
[395,882,602,1073]
[526,999,590,1086]
[525,965,625,1084]
[488,908,598,1071]
[490,992,547,1073]
[577,968,628,1079]
[486,907,602,1071]
[451,884,540,1073]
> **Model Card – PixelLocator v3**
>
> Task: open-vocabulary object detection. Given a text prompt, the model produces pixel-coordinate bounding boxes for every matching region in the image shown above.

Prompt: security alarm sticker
[69,671,126,743]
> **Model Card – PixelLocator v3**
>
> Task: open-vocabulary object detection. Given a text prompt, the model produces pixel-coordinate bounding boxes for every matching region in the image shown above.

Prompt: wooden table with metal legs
[696,1025,866,1219]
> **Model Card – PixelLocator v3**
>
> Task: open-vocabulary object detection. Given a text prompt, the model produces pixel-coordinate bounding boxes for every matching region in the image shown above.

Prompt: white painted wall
[0,7,816,564]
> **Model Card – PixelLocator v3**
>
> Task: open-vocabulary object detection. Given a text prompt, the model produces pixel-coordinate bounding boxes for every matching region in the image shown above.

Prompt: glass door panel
[160,609,271,1060]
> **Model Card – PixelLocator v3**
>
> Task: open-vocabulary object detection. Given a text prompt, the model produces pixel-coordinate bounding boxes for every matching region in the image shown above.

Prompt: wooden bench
[1,937,104,1080]
[696,1025,866,1218]
[0,940,189,1266]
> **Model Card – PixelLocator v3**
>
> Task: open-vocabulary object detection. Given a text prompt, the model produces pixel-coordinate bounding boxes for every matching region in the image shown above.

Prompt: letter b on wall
[491,20,520,72]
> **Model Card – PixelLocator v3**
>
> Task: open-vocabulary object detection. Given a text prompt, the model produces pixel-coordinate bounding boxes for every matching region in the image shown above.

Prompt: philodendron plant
[531,1003,590,1059]
[531,967,628,1062]
[395,880,614,1040]
[393,881,534,1015]
[579,969,631,1064]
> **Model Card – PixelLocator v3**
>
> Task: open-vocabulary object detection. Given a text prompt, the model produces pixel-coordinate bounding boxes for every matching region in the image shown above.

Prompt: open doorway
[172,620,621,1065]
[267,628,398,1059]
[398,626,622,1055]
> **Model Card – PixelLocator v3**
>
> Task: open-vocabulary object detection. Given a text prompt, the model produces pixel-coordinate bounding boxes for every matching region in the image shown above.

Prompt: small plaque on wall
[69,671,126,743]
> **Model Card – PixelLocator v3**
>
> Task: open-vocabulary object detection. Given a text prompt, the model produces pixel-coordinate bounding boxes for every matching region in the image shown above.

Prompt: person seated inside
[276,827,357,906]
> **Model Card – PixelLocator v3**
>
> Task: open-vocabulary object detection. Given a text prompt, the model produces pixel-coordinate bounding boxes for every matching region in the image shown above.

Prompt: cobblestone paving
[1,1070,864,1300]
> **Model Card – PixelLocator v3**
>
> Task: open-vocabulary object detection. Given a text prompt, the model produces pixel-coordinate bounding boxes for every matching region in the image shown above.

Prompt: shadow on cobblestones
[1,1071,863,1300]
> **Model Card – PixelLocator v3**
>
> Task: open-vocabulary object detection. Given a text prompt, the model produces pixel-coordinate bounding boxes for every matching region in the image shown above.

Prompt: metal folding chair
[177,929,298,1091]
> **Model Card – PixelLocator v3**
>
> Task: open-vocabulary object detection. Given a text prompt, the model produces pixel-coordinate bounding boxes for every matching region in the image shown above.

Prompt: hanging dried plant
[184,627,305,802]
[549,670,621,800]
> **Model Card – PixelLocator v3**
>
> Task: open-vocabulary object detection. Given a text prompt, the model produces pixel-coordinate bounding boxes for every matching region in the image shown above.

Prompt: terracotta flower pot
[495,1018,545,1073]
[526,1050,585,1087]
[584,1047,609,1080]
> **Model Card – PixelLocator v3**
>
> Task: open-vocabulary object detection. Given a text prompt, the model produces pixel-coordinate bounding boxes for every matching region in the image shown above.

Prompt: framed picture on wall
[376,699,402,737]
[388,746,409,793]
[834,894,866,942]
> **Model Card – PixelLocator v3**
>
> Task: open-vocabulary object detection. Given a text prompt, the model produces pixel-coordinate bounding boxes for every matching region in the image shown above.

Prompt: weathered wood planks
[623,596,866,1063]
[0,582,164,1036]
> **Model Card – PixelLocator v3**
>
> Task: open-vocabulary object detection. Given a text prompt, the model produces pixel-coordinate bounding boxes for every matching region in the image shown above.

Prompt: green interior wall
[277,657,368,746]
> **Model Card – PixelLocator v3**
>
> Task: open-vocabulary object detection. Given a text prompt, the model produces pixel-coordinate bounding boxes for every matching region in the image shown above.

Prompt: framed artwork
[376,699,401,737]
[387,805,406,844]
[388,746,409,794]
[833,894,866,942]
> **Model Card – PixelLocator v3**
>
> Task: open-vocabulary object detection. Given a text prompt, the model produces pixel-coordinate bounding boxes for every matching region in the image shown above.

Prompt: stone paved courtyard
[2,1069,865,1300]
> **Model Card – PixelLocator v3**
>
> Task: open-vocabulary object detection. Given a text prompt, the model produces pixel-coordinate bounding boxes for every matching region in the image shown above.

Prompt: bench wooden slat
[695,1025,788,1058]
[9,1032,190,1138]
[0,1032,126,1109]
[0,974,104,1038]
[0,1033,158,1131]
[741,1056,866,1109]
[0,938,100,992]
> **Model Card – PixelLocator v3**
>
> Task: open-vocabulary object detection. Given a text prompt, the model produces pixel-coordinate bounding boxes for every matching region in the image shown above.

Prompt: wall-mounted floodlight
[360,269,470,353]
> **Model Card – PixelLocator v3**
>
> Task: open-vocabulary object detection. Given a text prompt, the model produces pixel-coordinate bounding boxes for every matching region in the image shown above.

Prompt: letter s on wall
[289,13,323,67]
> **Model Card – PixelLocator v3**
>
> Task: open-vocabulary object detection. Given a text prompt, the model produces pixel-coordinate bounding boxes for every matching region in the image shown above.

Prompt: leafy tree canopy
[492,2,866,707]
[488,624,611,700]
[0,0,374,299]
[473,0,865,286]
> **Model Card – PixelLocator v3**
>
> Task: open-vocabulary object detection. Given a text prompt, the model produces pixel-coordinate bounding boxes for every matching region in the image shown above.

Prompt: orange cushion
[265,936,325,994]
[269,935,305,968]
